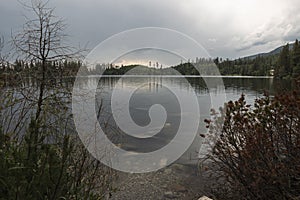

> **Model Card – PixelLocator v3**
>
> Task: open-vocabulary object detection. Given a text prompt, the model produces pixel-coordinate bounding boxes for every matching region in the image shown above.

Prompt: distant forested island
[99,39,300,78]
[1,39,300,82]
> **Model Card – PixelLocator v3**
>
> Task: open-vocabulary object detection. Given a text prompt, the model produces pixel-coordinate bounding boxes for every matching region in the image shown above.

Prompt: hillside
[242,42,295,60]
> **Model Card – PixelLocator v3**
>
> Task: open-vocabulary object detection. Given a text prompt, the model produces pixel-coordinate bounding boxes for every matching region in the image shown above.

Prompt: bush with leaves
[0,89,115,200]
[204,87,300,199]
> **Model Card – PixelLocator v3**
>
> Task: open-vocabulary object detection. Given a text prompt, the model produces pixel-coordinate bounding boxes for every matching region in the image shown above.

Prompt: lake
[73,76,291,167]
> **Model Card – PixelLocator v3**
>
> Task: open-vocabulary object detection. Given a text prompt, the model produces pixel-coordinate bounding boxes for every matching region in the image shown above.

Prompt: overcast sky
[1,0,300,59]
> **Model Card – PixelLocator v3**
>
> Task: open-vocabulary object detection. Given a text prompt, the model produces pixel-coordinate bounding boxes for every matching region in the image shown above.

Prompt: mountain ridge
[240,42,295,60]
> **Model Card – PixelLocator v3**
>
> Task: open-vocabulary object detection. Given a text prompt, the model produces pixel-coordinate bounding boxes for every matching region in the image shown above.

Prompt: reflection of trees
[96,76,291,96]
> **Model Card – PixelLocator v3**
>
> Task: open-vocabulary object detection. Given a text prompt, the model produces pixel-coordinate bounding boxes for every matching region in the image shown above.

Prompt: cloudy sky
[1,0,300,59]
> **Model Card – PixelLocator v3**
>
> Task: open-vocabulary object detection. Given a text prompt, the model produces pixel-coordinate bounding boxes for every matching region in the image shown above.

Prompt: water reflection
[82,76,281,164]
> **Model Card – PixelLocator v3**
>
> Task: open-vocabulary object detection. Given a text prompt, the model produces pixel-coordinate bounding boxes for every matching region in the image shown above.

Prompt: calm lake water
[75,76,291,166]
[5,75,292,167]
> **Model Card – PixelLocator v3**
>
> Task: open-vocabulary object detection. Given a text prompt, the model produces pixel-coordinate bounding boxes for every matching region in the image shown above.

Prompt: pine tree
[276,43,290,78]
[292,39,300,78]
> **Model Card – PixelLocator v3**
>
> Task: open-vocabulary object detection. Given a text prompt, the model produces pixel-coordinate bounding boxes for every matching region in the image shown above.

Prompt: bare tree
[0,36,3,61]
[0,36,7,71]
[12,0,82,120]
[2,1,115,199]
[0,36,12,87]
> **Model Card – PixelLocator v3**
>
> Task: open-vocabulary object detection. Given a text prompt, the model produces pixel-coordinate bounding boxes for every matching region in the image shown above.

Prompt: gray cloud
[1,0,300,59]
[229,0,300,56]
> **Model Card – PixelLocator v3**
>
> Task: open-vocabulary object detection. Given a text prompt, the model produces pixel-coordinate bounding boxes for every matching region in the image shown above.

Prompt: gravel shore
[109,163,211,200]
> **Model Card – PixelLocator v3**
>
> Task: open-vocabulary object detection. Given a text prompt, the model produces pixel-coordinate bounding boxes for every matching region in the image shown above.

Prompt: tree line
[275,39,300,79]
[2,40,300,79]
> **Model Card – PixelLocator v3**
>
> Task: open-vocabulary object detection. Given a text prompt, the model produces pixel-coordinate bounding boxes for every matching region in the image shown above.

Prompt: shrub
[205,89,300,199]
[0,88,115,200]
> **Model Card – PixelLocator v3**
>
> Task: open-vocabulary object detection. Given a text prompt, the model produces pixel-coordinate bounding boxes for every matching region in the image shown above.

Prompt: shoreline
[110,162,213,200]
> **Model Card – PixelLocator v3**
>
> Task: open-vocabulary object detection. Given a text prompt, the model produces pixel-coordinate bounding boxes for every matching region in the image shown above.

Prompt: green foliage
[217,55,276,76]
[0,84,114,199]
[172,62,200,75]
[102,65,148,75]
[0,118,113,200]
[292,40,300,78]
[0,119,68,199]
[279,44,291,77]
[275,39,300,79]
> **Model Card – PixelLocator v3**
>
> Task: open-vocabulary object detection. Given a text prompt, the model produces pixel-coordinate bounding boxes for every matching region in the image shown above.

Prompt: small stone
[161,184,168,189]
[171,164,186,171]
[164,191,179,199]
[171,184,188,193]
[198,196,213,200]
[164,168,172,174]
